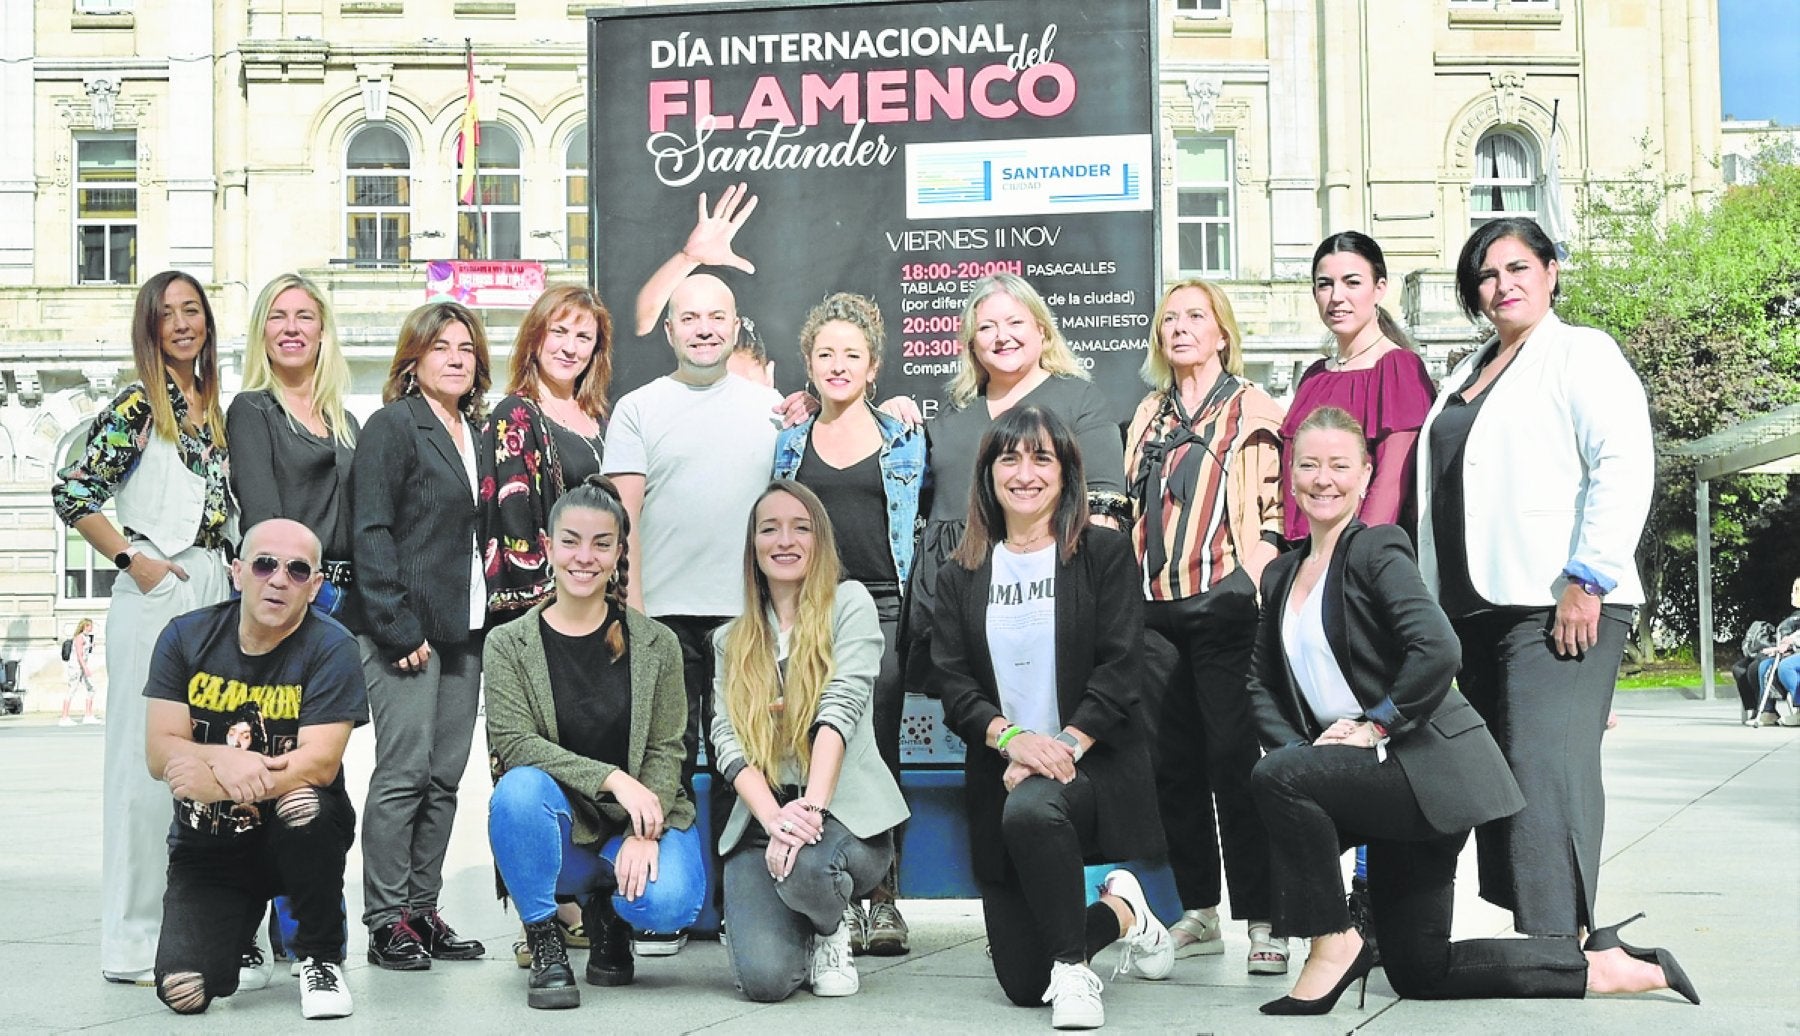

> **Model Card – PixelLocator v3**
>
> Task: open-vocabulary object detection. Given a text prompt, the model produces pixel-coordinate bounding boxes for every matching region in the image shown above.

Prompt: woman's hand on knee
[614,835,660,901]
[764,838,799,882]
[604,771,666,841]
[1006,731,1076,783]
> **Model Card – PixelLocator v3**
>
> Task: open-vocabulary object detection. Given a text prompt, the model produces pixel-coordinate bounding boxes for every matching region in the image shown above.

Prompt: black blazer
[1249,522,1524,834]
[932,526,1166,883]
[348,394,492,661]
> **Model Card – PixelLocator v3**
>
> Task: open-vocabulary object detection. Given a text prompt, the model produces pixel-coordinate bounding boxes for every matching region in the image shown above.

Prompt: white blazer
[1416,311,1654,608]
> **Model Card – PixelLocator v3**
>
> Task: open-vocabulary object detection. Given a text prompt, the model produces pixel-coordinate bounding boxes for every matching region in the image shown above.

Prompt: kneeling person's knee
[159,971,211,1015]
[274,786,321,829]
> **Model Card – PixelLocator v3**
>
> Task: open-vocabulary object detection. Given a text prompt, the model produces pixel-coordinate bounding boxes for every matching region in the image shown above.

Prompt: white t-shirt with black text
[986,544,1059,736]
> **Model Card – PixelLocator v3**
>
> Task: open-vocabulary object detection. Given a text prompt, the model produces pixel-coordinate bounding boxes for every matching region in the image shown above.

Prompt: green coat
[484,602,695,846]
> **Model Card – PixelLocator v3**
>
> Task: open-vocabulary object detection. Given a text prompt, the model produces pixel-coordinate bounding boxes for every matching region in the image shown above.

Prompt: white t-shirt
[457,422,485,631]
[1281,585,1361,724]
[603,373,783,618]
[986,544,1059,736]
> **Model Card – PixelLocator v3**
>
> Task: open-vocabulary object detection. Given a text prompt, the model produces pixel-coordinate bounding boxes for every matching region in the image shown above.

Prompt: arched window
[345,124,412,264]
[457,122,522,260]
[565,127,588,265]
[1469,128,1540,229]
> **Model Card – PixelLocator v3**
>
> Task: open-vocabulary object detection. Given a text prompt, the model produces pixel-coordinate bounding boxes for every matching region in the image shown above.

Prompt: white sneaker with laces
[1100,869,1173,981]
[808,923,860,997]
[1042,960,1105,1030]
[238,942,274,991]
[298,958,353,1020]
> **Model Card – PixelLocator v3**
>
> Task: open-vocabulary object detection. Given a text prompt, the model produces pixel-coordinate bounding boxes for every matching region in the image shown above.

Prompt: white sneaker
[1100,869,1173,981]
[1042,960,1104,1030]
[82,714,103,725]
[57,717,76,727]
[632,931,687,956]
[808,923,860,997]
[298,958,353,1020]
[238,942,274,991]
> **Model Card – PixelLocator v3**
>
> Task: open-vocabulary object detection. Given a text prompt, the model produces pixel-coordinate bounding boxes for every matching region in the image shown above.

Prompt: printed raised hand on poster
[633,182,760,336]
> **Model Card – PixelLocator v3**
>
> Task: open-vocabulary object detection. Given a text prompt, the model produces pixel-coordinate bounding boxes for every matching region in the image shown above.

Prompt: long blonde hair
[721,481,843,781]
[242,273,356,447]
[946,273,1087,408]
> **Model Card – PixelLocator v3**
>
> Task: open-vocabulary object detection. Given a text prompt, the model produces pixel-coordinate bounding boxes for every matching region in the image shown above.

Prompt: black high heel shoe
[1584,913,1701,1005]
[1259,934,1378,1016]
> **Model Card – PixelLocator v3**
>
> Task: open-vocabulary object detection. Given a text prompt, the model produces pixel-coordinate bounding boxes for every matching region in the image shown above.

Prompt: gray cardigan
[710,580,909,854]
[484,602,695,846]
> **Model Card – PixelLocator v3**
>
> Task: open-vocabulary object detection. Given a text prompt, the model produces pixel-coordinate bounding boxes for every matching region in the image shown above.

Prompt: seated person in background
[711,481,909,1003]
[484,476,705,1010]
[143,519,368,1021]
[1747,576,1800,725]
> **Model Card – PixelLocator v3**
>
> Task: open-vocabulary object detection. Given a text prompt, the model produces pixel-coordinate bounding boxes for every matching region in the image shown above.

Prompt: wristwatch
[1052,731,1086,761]
[113,547,139,570]
[1566,574,1605,597]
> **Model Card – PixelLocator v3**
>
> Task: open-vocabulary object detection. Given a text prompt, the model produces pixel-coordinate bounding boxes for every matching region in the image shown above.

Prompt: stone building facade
[0,0,1723,705]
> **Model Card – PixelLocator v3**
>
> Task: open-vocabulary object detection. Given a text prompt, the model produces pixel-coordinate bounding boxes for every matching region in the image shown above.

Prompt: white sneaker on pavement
[238,941,274,991]
[1042,960,1105,1029]
[808,923,860,997]
[82,714,103,725]
[1100,869,1174,981]
[57,717,76,727]
[298,958,353,1020]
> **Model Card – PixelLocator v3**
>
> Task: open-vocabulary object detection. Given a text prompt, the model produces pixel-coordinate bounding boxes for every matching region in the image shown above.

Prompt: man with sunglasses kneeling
[142,518,369,1020]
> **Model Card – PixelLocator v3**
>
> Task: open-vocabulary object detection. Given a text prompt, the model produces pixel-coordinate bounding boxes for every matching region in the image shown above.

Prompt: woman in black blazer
[933,406,1171,1031]
[1247,407,1695,1015]
[350,300,495,971]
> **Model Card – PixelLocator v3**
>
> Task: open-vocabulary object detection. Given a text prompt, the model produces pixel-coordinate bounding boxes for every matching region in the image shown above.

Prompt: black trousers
[1145,586,1272,918]
[661,614,735,923]
[1251,743,1588,999]
[866,586,908,890]
[1453,605,1630,936]
[155,783,355,1010]
[980,773,1121,1007]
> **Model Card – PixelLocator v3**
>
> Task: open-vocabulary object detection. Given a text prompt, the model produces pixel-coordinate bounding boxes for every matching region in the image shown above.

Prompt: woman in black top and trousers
[350,300,495,971]
[933,407,1171,1031]
[1247,407,1695,1016]
[228,273,361,616]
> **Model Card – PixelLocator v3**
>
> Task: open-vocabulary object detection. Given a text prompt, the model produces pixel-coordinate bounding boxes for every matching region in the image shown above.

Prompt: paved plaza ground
[1,687,1794,1033]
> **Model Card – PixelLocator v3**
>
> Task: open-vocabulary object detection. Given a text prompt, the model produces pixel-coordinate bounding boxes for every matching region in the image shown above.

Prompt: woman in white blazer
[1415,218,1654,941]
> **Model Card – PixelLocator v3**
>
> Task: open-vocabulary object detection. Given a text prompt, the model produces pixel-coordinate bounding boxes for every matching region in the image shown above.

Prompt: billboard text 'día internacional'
[587,0,1158,419]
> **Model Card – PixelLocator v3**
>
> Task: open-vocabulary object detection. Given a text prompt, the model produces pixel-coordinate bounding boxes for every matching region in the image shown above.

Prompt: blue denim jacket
[772,403,927,588]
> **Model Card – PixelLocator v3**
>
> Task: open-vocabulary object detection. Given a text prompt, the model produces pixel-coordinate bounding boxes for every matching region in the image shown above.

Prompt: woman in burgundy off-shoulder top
[1278,232,1435,544]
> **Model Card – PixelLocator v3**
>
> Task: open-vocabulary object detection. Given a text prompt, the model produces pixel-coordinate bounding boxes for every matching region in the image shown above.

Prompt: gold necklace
[1328,335,1384,371]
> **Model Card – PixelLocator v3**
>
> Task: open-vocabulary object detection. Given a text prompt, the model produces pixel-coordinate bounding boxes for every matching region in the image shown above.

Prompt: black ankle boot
[523,918,580,1010]
[581,893,634,987]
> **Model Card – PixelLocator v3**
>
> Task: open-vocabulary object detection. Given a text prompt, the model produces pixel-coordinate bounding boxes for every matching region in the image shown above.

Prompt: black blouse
[226,390,360,560]
[541,613,633,772]
[798,435,897,587]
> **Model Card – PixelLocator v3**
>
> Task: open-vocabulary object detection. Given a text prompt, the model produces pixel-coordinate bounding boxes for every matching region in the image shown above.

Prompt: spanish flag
[456,40,479,205]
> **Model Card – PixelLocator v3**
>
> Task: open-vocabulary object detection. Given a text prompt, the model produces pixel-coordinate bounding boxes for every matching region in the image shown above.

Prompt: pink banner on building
[424,260,547,308]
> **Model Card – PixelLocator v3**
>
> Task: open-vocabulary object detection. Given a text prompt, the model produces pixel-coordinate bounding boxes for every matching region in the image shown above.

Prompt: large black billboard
[588,0,1158,418]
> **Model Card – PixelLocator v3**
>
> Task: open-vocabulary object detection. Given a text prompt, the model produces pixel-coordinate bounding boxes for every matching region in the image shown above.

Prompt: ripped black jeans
[155,783,355,1014]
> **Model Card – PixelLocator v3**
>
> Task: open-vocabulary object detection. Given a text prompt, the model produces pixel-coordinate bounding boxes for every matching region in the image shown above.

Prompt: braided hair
[548,473,632,661]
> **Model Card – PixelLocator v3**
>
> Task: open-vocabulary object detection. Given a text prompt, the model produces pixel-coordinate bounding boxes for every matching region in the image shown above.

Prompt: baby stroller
[0,659,22,716]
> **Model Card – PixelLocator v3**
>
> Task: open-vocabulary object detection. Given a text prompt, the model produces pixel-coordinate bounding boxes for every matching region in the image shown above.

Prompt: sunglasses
[248,554,316,582]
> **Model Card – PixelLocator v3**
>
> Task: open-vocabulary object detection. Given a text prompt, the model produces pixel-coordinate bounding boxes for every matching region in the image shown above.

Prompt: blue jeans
[487,766,705,932]
[1757,653,1800,704]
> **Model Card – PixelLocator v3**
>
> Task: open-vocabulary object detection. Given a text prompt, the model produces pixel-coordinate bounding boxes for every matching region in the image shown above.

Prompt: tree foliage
[1557,154,1800,659]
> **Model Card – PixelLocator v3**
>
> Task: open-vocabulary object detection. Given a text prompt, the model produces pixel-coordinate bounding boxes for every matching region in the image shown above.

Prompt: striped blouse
[1125,375,1285,601]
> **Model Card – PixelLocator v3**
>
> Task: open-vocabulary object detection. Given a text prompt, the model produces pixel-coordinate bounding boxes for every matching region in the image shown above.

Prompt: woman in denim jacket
[770,292,926,955]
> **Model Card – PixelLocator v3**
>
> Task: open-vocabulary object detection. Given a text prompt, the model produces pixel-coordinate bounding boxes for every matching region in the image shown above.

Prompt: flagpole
[466,38,485,261]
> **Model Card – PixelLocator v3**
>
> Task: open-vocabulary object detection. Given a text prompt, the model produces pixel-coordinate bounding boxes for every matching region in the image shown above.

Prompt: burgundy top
[1278,347,1435,542]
